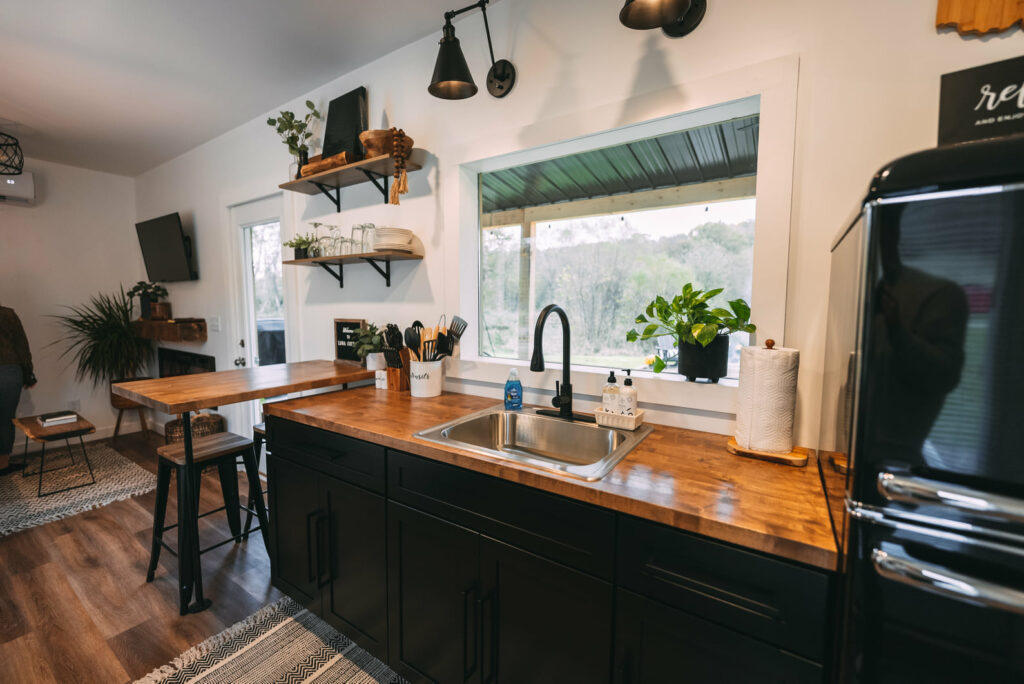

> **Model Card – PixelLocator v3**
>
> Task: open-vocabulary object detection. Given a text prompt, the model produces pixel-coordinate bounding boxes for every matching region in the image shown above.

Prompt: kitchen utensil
[383,348,403,369]
[405,327,421,361]
[384,324,404,350]
[449,315,469,342]
[437,331,453,357]
[422,339,437,362]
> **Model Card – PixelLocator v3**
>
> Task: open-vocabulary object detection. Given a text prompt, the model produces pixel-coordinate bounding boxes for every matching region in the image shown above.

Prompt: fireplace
[159,348,216,378]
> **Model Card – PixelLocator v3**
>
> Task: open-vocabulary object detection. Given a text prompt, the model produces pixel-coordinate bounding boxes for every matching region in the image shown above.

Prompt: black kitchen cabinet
[321,475,388,661]
[614,589,822,684]
[387,502,480,684]
[480,537,613,684]
[266,452,321,610]
[268,420,834,684]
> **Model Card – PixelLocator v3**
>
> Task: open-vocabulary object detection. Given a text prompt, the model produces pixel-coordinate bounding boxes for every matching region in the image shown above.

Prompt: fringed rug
[0,441,157,536]
[136,596,405,684]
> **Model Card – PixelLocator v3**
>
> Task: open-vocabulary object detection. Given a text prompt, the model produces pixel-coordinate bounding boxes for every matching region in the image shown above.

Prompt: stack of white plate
[374,227,415,252]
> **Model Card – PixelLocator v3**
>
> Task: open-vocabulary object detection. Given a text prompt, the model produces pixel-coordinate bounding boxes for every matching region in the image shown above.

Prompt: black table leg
[179,411,212,613]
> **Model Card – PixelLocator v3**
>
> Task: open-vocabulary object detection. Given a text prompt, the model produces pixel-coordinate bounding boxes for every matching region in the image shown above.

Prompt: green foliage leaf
[626,329,638,342]
[652,355,666,373]
[641,323,659,338]
[634,314,648,324]
[729,298,751,322]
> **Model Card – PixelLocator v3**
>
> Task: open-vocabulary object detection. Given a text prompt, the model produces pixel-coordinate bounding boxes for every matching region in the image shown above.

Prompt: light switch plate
[209,316,221,332]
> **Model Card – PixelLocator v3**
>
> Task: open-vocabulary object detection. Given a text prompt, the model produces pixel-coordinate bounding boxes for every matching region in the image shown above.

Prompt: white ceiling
[0,1,456,176]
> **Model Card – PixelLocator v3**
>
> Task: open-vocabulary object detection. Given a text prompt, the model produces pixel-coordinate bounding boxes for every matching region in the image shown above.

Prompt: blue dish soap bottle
[504,368,523,410]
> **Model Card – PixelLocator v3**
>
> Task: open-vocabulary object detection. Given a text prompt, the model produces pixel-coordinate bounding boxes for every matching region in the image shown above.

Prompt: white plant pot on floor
[365,352,385,371]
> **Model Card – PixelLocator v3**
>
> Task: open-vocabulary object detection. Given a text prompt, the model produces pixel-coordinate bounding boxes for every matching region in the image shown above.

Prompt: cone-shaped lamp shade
[619,0,691,30]
[428,22,478,100]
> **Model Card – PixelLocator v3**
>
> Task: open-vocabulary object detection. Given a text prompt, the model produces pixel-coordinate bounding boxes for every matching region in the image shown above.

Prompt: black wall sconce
[619,0,707,38]
[0,132,24,175]
[428,0,516,100]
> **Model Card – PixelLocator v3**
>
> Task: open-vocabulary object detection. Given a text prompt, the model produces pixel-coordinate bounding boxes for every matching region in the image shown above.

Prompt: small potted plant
[627,283,755,383]
[267,100,322,178]
[283,233,317,260]
[355,322,385,370]
[127,281,169,320]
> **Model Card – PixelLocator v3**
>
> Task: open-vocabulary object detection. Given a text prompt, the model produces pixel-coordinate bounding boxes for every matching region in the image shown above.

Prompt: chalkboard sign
[322,87,368,161]
[939,56,1024,145]
[334,318,365,362]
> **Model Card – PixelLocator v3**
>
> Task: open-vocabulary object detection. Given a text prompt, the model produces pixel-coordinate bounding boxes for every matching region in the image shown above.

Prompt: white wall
[133,0,1023,445]
[0,158,144,440]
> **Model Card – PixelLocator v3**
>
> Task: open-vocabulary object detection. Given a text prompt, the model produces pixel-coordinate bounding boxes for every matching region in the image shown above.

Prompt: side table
[12,413,97,497]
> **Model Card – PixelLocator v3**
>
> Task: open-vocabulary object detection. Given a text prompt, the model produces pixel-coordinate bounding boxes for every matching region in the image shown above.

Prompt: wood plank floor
[0,431,282,683]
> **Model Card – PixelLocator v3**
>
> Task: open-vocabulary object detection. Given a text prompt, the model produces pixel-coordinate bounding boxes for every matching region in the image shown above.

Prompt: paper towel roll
[735,344,800,454]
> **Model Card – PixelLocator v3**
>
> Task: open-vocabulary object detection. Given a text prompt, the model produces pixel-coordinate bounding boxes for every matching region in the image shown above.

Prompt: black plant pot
[294,246,309,260]
[139,296,153,320]
[295,150,308,179]
[678,334,729,383]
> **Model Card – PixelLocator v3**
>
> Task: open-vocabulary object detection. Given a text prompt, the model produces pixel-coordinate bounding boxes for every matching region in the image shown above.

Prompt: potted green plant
[53,286,153,408]
[283,232,317,260]
[267,100,322,178]
[355,322,385,371]
[127,281,168,320]
[627,283,755,383]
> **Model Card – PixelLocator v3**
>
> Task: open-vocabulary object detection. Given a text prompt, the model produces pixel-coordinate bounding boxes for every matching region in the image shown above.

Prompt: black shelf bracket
[318,262,343,288]
[361,257,392,287]
[359,169,390,203]
[311,182,342,212]
[315,257,394,288]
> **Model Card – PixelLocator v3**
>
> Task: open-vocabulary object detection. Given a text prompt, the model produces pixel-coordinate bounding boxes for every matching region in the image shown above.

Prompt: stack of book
[37,410,78,427]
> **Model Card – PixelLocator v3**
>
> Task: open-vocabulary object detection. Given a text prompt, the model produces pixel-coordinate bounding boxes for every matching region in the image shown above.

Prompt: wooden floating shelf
[278,149,426,211]
[133,318,208,343]
[283,250,422,288]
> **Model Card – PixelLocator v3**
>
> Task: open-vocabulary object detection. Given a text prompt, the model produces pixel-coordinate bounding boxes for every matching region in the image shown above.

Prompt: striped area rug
[0,442,157,536]
[136,596,406,684]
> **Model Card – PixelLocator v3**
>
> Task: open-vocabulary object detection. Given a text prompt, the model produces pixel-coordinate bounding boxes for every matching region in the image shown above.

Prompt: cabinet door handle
[872,546,1024,615]
[316,512,330,588]
[306,509,323,584]
[462,585,479,680]
[479,591,498,684]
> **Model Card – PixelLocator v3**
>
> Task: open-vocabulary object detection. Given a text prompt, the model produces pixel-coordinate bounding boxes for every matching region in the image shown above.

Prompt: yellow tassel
[398,168,409,195]
[390,177,400,205]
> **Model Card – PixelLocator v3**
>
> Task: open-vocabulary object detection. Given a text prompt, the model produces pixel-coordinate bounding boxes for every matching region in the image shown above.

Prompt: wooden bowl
[359,130,415,158]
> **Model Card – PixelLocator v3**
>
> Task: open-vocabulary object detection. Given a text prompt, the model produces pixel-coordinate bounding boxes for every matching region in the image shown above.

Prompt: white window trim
[440,55,799,430]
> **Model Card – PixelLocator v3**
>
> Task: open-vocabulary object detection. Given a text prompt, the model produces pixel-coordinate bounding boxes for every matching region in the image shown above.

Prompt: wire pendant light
[0,132,24,175]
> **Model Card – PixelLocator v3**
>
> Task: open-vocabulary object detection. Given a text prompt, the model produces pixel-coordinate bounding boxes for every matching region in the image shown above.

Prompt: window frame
[443,56,799,422]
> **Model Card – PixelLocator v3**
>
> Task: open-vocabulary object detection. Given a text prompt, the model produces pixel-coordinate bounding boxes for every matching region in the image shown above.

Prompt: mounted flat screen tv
[135,212,197,282]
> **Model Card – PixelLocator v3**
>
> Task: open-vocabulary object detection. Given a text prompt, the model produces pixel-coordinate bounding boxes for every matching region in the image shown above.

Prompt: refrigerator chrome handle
[877,472,1024,524]
[871,547,1024,615]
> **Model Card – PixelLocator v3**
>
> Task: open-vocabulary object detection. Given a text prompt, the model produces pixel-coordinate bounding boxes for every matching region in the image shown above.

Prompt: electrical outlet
[209,316,221,332]
[68,399,81,412]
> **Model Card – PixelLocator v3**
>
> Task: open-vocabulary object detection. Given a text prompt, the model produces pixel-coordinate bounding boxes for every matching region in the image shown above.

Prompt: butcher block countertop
[264,387,837,571]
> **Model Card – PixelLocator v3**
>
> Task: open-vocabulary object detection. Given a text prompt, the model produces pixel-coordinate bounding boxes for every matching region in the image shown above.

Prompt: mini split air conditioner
[0,172,34,205]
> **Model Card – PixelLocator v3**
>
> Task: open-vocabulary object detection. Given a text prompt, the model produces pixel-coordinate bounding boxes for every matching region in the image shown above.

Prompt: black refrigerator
[819,135,1024,683]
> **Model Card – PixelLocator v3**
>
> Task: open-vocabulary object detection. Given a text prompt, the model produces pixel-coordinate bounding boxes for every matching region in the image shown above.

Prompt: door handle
[871,546,1024,615]
[479,590,498,684]
[878,472,1024,525]
[234,357,247,367]
[306,509,323,584]
[316,512,330,588]
[462,585,479,680]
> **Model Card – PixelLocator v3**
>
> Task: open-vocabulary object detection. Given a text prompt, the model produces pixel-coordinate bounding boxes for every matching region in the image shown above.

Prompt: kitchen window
[477,116,759,376]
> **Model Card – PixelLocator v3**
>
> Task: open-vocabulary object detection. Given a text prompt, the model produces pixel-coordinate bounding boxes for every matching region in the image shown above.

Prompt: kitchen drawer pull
[479,591,498,684]
[316,512,330,588]
[871,546,1024,615]
[462,585,479,680]
[306,509,323,584]
[877,472,1024,524]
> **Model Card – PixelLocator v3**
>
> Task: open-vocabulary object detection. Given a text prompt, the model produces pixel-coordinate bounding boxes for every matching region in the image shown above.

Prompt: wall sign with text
[939,56,1024,145]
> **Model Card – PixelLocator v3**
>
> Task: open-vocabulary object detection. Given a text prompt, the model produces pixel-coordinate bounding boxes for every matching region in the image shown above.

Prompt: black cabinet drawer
[614,589,822,684]
[388,449,616,579]
[267,416,385,494]
[617,516,831,663]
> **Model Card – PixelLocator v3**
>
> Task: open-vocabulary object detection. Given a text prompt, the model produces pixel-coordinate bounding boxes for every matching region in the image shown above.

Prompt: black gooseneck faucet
[530,304,595,423]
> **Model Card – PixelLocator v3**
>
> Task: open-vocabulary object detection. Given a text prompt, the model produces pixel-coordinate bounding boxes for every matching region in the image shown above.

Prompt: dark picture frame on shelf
[321,87,368,162]
[334,318,365,362]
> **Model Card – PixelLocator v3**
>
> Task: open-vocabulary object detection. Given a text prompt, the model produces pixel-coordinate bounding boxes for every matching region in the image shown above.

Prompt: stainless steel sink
[414,406,652,481]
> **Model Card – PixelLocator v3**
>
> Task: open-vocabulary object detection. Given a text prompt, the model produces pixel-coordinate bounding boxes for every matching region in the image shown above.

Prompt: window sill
[446,354,738,417]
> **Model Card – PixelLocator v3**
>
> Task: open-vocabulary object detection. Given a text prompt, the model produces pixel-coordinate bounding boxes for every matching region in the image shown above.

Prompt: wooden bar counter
[264,387,837,570]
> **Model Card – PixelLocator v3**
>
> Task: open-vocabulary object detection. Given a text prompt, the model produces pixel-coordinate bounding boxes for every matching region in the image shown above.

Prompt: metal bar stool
[241,422,269,540]
[145,431,270,614]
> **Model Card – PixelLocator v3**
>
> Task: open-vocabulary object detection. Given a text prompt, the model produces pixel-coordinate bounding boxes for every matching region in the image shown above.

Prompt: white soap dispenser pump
[618,369,637,416]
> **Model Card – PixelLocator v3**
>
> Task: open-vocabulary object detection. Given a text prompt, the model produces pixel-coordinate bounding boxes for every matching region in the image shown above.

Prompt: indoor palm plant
[627,283,755,382]
[54,286,153,406]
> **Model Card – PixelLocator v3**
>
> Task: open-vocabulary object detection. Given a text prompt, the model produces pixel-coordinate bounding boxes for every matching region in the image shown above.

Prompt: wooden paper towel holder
[728,338,808,467]
[726,438,809,468]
